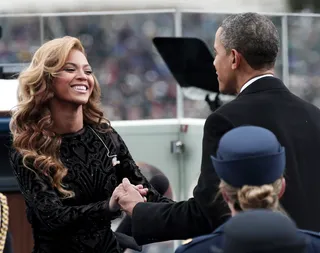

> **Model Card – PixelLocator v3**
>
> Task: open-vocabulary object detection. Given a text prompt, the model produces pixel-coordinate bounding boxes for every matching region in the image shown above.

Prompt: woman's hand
[109,182,148,212]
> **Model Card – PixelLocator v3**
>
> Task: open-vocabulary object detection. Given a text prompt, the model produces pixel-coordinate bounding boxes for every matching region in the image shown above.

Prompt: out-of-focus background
[2,0,320,120]
[1,0,320,253]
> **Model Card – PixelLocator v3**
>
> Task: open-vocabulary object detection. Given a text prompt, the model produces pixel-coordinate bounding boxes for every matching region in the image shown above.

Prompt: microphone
[149,174,170,195]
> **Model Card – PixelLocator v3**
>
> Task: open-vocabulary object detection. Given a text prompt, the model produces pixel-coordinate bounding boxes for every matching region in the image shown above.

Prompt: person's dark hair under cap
[211,125,285,188]
[220,210,307,253]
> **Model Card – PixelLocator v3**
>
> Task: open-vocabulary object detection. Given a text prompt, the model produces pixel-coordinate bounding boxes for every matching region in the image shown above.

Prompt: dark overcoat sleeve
[131,112,235,245]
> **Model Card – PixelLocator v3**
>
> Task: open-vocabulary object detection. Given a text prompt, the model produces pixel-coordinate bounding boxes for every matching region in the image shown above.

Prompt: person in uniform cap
[175,125,320,253]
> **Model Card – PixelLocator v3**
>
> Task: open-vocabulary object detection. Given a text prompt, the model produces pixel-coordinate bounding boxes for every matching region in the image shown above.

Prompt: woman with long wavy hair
[175,126,320,253]
[9,36,171,253]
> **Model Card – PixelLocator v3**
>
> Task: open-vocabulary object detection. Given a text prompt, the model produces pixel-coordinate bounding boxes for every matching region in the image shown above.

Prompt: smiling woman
[8,36,172,253]
[53,52,93,98]
[49,49,96,133]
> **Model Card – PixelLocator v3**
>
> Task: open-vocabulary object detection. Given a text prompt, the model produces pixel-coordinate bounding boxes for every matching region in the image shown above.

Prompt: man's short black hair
[220,12,280,70]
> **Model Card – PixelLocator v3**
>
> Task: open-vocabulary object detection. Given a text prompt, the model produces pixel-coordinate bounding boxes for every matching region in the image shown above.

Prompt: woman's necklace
[87,125,120,166]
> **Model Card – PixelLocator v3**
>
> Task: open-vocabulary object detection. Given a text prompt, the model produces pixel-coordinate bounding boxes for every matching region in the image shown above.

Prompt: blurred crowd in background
[1,12,320,120]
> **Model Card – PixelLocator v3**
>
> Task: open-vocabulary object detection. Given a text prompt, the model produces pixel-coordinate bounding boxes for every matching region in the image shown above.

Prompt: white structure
[0,79,18,112]
[0,0,289,14]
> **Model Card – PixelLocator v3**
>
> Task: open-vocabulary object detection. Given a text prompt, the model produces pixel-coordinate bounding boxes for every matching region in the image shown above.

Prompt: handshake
[109,178,149,216]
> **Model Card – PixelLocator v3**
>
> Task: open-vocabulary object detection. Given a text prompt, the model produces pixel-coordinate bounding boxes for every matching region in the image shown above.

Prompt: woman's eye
[64,68,75,72]
[63,68,93,75]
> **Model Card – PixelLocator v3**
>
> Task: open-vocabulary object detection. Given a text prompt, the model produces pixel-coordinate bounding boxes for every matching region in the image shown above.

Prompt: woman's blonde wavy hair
[10,36,109,198]
[219,178,287,214]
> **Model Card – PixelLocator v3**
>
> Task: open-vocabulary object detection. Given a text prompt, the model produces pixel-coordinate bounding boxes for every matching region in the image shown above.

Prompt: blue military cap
[223,210,307,253]
[211,126,286,187]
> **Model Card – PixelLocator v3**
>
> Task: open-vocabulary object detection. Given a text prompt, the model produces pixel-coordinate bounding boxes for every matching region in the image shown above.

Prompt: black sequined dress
[10,125,170,253]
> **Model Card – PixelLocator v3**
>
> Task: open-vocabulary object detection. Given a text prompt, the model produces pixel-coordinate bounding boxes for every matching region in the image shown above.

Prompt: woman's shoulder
[88,122,122,145]
[299,229,320,240]
[90,122,114,133]
[8,147,21,161]
[7,147,26,169]
[300,229,320,234]
[298,229,320,252]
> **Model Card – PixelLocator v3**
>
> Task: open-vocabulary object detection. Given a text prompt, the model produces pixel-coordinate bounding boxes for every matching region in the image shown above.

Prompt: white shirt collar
[239,74,274,93]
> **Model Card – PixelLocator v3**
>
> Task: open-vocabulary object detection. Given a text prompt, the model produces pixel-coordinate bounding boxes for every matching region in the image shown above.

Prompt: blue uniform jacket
[175,224,320,253]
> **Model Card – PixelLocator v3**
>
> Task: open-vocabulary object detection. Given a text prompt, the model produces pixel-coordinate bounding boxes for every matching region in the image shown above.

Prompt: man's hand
[109,179,148,212]
[112,178,146,216]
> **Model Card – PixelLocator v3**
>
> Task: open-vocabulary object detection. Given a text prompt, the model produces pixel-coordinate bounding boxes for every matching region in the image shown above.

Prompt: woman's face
[51,49,94,106]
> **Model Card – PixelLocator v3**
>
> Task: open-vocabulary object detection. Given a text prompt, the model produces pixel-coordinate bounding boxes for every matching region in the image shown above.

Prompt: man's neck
[236,70,274,94]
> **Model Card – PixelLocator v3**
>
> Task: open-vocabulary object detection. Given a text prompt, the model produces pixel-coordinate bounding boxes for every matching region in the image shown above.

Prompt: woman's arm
[10,149,121,232]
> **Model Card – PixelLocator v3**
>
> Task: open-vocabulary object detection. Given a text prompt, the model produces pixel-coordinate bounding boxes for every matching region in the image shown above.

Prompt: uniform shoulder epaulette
[182,238,193,245]
[176,233,220,253]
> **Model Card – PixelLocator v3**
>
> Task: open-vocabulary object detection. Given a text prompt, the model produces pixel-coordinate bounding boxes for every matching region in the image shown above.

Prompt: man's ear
[278,177,286,199]
[231,49,241,70]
